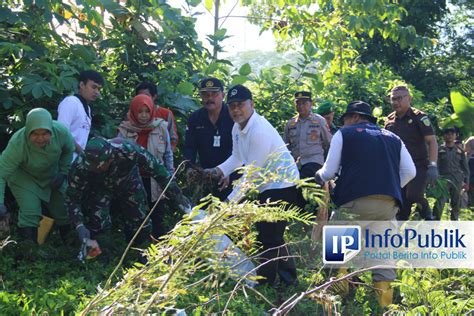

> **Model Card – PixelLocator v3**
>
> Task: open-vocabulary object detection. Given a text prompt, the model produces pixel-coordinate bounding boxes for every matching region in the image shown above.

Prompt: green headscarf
[24,108,53,138]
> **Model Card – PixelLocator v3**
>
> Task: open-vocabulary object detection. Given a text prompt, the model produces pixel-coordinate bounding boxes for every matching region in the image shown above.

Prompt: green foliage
[0,230,130,314]
[0,1,473,313]
[391,268,474,314]
[450,91,474,137]
[82,165,321,314]
[0,0,206,145]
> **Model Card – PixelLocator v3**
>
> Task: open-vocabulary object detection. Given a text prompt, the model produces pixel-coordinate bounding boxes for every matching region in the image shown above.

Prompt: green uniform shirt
[0,108,75,204]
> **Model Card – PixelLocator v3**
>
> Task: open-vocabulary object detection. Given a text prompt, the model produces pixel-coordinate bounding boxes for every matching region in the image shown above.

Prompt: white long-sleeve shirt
[318,129,416,187]
[57,95,91,160]
[218,112,299,202]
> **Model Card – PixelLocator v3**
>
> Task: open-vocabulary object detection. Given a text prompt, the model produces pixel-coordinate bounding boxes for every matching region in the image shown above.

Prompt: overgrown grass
[1,192,473,315]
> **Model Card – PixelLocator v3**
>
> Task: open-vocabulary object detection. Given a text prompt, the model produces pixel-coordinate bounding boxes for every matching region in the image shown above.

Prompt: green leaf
[32,85,43,99]
[314,81,324,92]
[214,28,227,38]
[2,99,12,110]
[231,75,247,86]
[187,0,201,6]
[101,0,123,12]
[304,42,316,56]
[204,0,213,11]
[169,94,199,114]
[281,64,292,75]
[177,82,195,96]
[302,72,318,80]
[320,51,335,64]
[238,63,252,76]
[204,62,218,75]
[368,28,375,38]
[373,107,382,117]
[450,91,474,136]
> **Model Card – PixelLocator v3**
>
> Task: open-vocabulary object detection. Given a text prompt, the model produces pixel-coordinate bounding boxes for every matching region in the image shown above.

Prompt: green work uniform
[0,108,75,227]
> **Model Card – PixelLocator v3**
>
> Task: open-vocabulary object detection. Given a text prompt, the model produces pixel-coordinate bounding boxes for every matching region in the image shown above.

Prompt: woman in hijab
[117,94,174,238]
[0,108,75,242]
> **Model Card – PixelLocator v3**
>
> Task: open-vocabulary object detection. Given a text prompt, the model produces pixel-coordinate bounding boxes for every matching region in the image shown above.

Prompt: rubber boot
[373,281,393,307]
[37,216,54,245]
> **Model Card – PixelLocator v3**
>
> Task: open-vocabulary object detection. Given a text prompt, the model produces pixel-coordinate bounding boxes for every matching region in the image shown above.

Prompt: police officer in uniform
[184,78,235,200]
[284,91,332,179]
[433,127,470,220]
[384,86,439,220]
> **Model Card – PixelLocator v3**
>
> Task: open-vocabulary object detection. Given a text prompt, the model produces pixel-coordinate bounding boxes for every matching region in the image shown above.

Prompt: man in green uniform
[284,91,332,179]
[433,127,470,220]
[66,137,188,247]
[0,108,75,242]
[384,86,438,220]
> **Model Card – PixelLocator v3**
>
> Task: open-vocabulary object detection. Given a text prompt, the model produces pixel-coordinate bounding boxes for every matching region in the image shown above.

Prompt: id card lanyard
[213,129,221,147]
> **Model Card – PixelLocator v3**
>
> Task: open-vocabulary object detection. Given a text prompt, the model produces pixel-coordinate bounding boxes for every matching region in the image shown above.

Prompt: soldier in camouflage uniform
[284,91,332,179]
[433,127,470,220]
[66,137,187,245]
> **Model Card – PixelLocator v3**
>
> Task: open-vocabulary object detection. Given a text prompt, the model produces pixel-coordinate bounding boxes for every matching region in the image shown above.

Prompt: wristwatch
[429,161,437,167]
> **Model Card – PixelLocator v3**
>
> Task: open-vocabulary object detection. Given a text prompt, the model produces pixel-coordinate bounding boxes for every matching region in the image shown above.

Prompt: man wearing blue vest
[315,101,416,308]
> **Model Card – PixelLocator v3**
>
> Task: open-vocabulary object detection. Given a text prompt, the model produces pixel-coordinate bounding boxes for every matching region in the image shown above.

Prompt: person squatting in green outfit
[66,136,189,248]
[0,108,75,242]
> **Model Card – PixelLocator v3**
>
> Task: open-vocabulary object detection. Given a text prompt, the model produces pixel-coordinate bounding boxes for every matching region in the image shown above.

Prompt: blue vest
[333,122,403,207]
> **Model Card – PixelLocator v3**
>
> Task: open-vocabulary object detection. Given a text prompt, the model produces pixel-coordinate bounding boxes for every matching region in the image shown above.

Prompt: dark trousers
[299,162,322,179]
[298,162,322,210]
[256,186,299,286]
[433,180,461,220]
[398,164,432,220]
[143,177,167,238]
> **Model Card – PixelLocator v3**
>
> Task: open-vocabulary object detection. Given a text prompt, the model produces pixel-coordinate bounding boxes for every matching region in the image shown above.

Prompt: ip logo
[323,225,361,264]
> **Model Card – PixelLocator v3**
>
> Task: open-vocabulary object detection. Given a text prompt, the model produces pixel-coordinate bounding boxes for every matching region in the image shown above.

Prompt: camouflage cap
[317,100,334,115]
[84,137,113,168]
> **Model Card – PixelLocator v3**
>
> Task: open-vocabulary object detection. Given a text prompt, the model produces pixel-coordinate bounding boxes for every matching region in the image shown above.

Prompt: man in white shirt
[57,70,104,160]
[206,84,300,287]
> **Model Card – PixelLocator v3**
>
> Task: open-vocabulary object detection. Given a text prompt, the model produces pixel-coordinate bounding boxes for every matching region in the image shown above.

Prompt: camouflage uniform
[66,137,175,238]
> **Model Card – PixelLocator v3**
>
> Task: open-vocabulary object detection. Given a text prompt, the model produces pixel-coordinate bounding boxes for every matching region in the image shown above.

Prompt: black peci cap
[226,84,253,103]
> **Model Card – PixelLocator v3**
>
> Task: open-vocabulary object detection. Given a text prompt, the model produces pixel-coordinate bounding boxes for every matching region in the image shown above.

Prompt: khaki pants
[332,195,398,282]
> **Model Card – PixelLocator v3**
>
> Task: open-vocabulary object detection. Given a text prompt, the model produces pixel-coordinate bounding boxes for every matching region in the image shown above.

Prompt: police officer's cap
[199,77,224,92]
[341,101,377,123]
[294,91,311,100]
[227,84,252,103]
